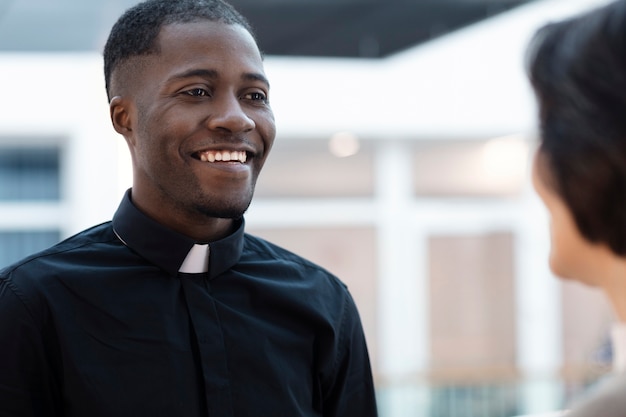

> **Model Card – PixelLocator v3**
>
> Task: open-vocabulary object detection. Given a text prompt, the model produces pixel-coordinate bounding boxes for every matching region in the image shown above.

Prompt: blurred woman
[528,0,626,415]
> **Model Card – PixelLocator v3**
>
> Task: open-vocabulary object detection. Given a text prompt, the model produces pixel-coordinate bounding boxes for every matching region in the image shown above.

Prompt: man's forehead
[157,19,254,44]
[154,21,263,67]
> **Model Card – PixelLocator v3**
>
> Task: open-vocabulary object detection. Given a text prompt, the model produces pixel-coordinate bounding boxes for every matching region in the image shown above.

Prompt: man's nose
[206,95,255,133]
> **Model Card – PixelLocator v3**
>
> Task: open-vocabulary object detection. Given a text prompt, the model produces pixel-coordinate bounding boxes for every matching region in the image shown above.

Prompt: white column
[375,141,430,416]
[514,184,563,414]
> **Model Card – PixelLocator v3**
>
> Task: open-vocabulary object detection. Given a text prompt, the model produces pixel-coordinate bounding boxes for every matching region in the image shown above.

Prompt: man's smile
[195,150,248,163]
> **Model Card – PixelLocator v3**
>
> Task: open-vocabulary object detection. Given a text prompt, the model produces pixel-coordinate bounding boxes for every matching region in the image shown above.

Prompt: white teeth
[197,150,247,163]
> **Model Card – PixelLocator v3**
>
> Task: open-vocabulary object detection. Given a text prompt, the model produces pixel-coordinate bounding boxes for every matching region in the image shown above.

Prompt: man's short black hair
[527,0,626,255]
[103,0,255,100]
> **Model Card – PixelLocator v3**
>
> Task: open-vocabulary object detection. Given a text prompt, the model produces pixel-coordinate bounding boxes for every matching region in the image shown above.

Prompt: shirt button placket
[179,273,234,417]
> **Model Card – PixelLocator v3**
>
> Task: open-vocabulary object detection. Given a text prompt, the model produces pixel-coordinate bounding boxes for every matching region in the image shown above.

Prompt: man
[0,1,378,416]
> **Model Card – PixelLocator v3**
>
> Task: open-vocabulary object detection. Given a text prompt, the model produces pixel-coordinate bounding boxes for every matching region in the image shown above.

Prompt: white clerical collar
[611,322,626,373]
[178,243,210,273]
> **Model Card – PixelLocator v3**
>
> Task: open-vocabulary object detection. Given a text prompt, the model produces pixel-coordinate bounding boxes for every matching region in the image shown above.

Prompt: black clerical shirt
[0,190,378,417]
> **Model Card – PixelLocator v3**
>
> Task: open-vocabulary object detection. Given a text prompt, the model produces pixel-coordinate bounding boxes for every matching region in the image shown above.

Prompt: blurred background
[0,0,617,415]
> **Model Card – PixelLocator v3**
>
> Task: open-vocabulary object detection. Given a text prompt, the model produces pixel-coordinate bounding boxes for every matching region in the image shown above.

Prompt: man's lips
[194,150,248,163]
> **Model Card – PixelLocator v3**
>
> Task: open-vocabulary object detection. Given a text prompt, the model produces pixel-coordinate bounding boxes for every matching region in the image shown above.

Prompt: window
[254,139,374,198]
[413,139,530,197]
[0,147,61,201]
[428,232,516,377]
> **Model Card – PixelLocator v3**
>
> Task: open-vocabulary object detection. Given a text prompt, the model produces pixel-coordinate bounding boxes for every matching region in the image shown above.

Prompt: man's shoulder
[242,232,347,289]
[0,221,117,319]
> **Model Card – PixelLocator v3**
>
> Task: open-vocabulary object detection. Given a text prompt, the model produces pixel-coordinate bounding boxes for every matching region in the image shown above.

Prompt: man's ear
[109,96,134,138]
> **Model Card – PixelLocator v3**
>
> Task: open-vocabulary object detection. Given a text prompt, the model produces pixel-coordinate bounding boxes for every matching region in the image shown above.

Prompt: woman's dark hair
[103,0,255,100]
[527,0,626,255]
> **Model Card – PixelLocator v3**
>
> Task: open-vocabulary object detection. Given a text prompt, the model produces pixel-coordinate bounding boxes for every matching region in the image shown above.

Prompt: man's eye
[185,88,209,97]
[243,92,268,103]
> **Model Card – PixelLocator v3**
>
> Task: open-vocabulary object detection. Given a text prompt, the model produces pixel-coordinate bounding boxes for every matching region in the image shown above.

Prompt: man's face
[112,20,275,238]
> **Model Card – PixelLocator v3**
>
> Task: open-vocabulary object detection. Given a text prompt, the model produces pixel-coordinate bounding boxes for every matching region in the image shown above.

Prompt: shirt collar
[179,244,210,273]
[112,189,245,278]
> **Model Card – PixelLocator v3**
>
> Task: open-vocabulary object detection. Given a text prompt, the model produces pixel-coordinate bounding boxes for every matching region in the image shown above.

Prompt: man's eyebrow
[169,68,218,81]
[168,69,270,88]
[243,73,270,89]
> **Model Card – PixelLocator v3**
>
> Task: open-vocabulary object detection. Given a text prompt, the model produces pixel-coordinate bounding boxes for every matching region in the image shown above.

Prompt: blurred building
[0,0,616,416]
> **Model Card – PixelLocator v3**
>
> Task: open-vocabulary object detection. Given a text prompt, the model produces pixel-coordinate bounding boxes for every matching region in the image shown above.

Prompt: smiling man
[0,1,378,416]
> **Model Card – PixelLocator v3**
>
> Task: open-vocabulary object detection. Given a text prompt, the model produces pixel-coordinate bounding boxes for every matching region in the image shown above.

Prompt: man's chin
[195,202,251,220]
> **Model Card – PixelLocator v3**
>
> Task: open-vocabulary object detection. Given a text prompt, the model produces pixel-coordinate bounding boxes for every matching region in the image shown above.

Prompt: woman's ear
[109,96,133,137]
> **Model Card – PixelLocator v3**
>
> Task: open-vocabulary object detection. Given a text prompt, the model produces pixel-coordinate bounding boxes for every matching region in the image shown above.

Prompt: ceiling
[0,0,536,58]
